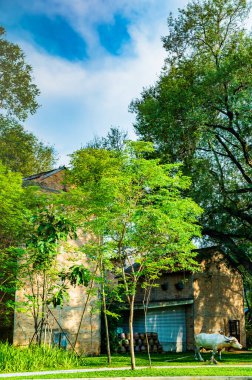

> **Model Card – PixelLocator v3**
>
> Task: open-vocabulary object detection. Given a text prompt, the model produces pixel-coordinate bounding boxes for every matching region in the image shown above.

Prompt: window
[228,320,240,341]
[53,331,68,349]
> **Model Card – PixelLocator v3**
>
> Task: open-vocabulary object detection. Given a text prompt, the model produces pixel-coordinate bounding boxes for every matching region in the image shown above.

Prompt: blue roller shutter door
[133,306,186,352]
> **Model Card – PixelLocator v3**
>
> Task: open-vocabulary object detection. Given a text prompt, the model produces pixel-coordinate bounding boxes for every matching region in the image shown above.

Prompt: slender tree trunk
[102,281,111,364]
[129,297,136,370]
[39,271,47,345]
[143,285,152,368]
[46,305,79,355]
[99,248,111,364]
[73,263,99,350]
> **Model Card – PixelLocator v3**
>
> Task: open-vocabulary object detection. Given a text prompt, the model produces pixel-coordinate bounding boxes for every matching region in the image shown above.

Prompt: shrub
[0,343,84,372]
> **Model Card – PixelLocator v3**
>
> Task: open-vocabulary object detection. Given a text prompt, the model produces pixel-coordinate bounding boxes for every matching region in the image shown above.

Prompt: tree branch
[202,228,252,272]
[215,134,252,183]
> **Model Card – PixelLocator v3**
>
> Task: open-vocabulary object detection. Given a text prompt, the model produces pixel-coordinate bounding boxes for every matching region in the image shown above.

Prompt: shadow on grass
[82,351,252,367]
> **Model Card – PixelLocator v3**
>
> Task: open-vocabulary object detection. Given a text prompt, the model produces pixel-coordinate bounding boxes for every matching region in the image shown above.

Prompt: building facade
[123,247,246,352]
[13,167,101,355]
[12,167,246,354]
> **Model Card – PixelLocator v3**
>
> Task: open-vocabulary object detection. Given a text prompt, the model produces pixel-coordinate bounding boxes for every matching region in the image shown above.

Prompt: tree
[65,147,125,362]
[69,141,202,369]
[0,161,26,247]
[86,127,128,151]
[19,204,76,345]
[0,26,39,121]
[130,0,252,273]
[0,116,56,176]
[0,161,29,337]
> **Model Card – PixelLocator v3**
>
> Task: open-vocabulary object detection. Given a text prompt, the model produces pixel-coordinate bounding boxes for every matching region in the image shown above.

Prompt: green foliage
[69,147,122,188]
[49,284,70,308]
[27,206,76,268]
[0,26,55,176]
[18,205,77,344]
[162,0,249,66]
[0,161,26,247]
[86,127,128,152]
[69,141,202,367]
[0,162,34,331]
[0,342,82,373]
[130,0,252,273]
[0,116,56,176]
[72,149,199,265]
[0,247,23,333]
[0,26,39,121]
[70,140,202,284]
[66,265,91,287]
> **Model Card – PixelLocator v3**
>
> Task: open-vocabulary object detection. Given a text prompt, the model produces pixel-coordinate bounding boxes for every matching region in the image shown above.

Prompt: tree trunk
[102,285,111,364]
[39,271,47,345]
[129,297,136,370]
[73,264,98,350]
[143,285,152,368]
[99,248,111,364]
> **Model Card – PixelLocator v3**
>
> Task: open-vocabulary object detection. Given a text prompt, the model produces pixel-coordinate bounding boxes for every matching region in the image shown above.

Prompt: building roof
[23,166,67,193]
[23,166,67,181]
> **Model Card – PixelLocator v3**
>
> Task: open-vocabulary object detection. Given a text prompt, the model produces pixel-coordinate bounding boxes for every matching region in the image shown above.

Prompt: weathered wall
[26,169,66,192]
[13,235,101,355]
[38,171,66,191]
[14,169,100,354]
[134,272,194,304]
[193,251,246,348]
[133,251,246,351]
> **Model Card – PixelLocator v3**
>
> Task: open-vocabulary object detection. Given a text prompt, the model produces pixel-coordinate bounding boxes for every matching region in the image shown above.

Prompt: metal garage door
[133,306,186,352]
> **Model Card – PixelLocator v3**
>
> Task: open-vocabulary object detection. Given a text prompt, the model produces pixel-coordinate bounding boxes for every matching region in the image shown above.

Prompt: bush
[0,343,85,372]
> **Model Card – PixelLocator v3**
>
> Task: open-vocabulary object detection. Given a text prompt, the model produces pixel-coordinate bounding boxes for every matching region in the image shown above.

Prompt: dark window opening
[229,320,240,341]
[53,331,68,349]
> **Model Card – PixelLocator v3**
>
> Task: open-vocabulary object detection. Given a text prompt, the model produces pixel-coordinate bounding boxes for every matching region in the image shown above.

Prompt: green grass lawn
[12,367,252,379]
[0,344,251,378]
[71,351,252,367]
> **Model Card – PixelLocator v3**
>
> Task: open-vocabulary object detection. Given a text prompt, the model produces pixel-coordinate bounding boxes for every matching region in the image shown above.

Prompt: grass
[69,351,252,367]
[0,343,84,373]
[12,367,252,379]
[0,342,251,377]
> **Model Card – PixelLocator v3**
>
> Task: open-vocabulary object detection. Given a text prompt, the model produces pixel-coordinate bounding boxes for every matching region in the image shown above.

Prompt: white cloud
[12,0,189,165]
[22,33,164,163]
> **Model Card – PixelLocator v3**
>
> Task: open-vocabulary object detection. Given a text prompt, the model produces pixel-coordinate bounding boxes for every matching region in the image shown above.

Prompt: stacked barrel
[117,332,163,353]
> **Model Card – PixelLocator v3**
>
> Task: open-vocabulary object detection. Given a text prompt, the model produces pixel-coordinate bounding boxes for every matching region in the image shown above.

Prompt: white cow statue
[194,333,242,364]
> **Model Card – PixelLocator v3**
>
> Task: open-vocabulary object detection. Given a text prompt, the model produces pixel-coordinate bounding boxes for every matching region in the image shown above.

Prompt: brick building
[13,167,246,354]
[13,167,101,355]
[122,248,246,351]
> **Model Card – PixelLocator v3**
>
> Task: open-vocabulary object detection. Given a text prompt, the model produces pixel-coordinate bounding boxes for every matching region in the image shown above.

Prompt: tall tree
[69,142,202,369]
[0,116,55,176]
[0,161,28,336]
[0,117,56,176]
[130,0,252,273]
[0,161,26,247]
[86,127,128,151]
[19,204,76,346]
[0,26,39,121]
[0,27,54,175]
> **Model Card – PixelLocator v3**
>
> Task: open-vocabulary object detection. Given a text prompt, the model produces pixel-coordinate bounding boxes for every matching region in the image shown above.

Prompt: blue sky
[0,0,191,164]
